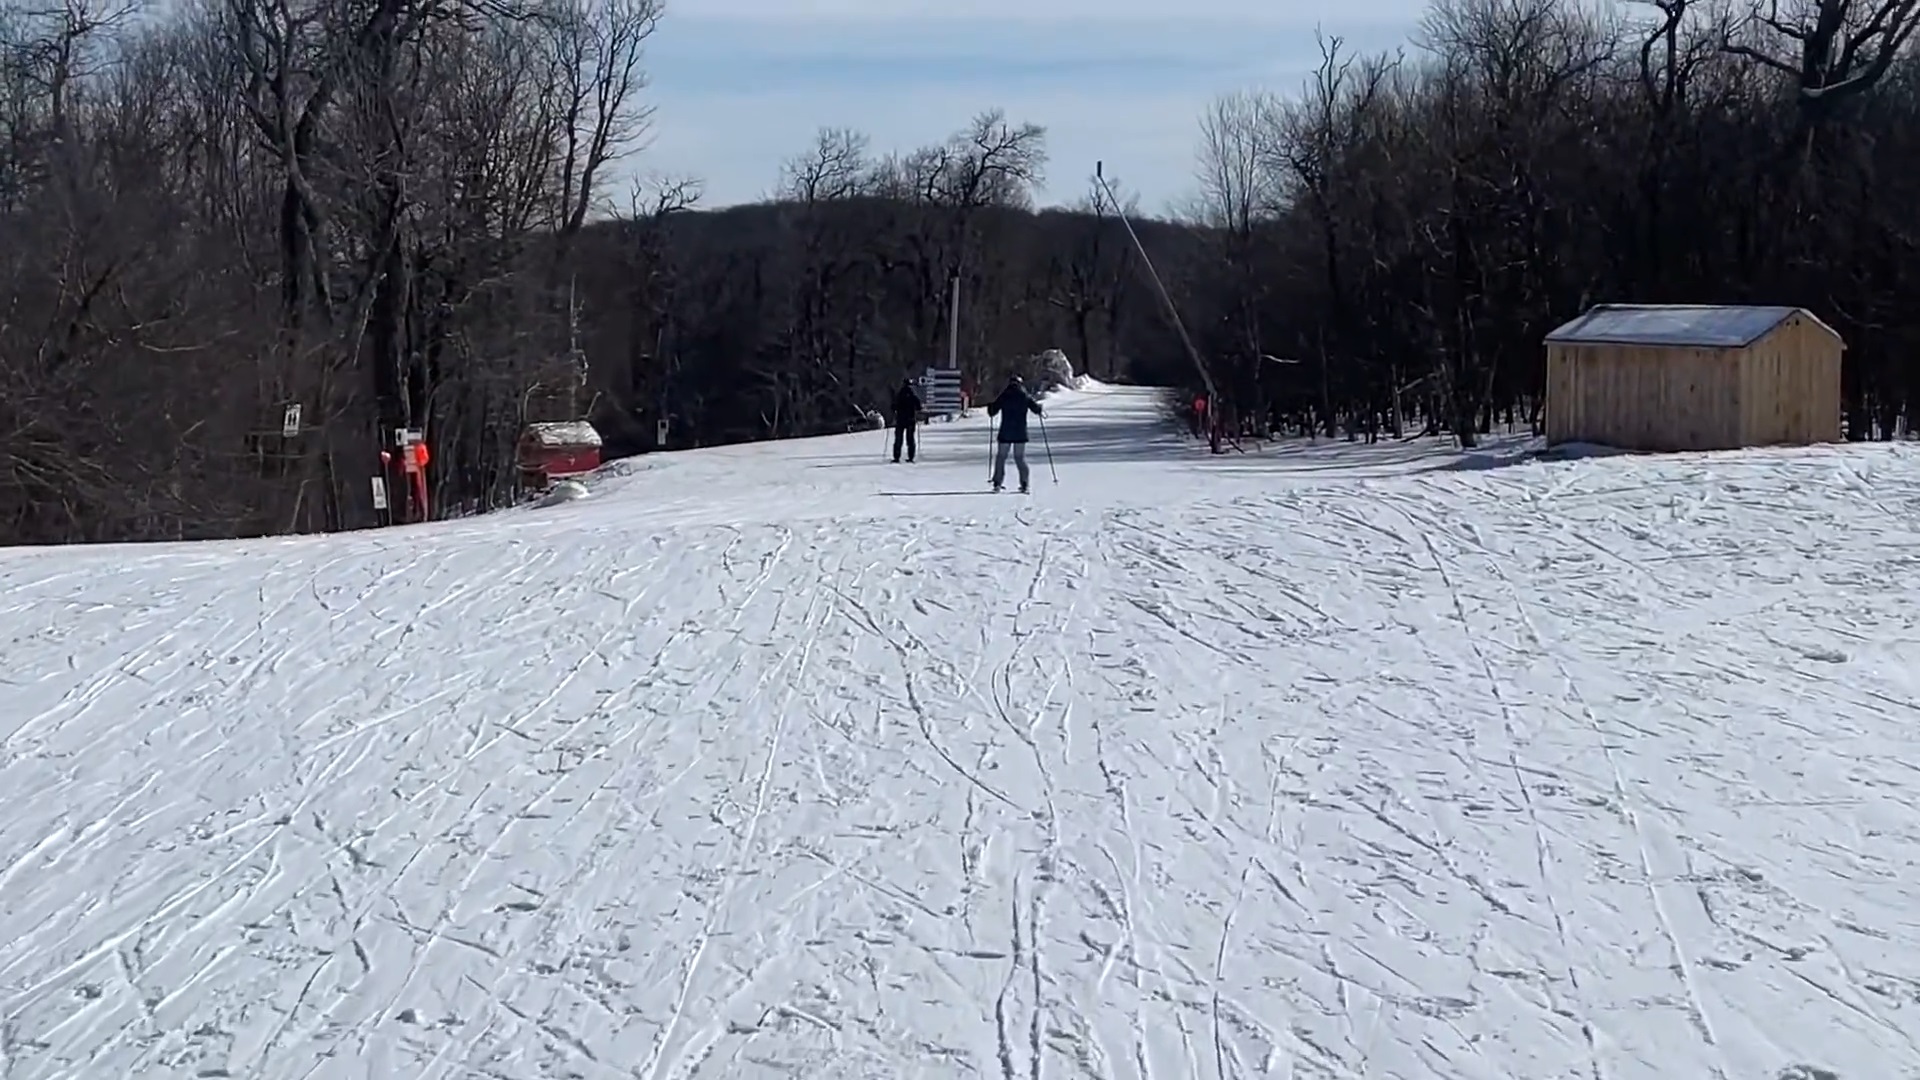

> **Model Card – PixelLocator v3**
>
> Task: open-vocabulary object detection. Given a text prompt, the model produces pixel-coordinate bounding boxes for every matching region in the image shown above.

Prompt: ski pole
[1039,413,1058,483]
[988,414,996,482]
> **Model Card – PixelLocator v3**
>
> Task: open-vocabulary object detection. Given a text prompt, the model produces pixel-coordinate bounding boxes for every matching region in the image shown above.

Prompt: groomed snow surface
[5,383,1920,1080]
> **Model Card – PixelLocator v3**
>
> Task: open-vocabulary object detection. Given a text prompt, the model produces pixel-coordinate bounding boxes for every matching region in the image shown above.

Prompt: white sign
[656,419,669,446]
[282,403,302,437]
[370,476,389,510]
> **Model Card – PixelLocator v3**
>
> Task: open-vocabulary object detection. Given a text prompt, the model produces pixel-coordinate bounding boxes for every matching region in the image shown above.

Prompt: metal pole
[1039,413,1057,483]
[1095,160,1218,405]
[987,413,996,484]
[948,274,960,370]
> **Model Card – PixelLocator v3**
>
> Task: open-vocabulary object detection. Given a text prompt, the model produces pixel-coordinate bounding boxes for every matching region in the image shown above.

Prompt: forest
[2,0,1916,544]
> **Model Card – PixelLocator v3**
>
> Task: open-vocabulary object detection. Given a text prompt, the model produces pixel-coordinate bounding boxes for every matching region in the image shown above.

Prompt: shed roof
[522,420,602,447]
[1544,304,1825,349]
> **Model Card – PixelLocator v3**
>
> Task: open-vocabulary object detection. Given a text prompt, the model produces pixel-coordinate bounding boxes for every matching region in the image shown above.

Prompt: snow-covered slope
[5,384,1920,1080]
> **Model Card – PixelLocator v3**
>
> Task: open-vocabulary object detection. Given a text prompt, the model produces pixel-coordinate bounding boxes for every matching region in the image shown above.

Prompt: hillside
[3,385,1917,1078]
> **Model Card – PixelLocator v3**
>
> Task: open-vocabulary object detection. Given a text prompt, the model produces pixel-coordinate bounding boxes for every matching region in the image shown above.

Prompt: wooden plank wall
[1739,316,1844,445]
[1546,343,1743,450]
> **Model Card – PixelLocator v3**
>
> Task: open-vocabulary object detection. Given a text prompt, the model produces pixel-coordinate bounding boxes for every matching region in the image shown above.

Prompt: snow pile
[532,477,591,506]
[1028,347,1076,391]
[3,384,1918,1079]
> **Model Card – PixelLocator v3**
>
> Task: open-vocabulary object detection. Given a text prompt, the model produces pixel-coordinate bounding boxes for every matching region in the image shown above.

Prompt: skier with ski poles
[985,374,1043,493]
[891,376,922,463]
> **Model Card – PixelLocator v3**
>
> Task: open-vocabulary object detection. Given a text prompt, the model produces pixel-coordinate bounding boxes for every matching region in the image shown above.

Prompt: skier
[891,377,922,462]
[986,374,1043,492]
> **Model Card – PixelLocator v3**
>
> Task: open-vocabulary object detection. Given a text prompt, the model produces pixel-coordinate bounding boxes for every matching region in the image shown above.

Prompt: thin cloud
[670,0,1422,23]
[637,7,1424,210]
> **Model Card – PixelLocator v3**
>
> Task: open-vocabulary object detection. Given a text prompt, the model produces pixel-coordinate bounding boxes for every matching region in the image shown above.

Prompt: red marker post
[401,438,430,522]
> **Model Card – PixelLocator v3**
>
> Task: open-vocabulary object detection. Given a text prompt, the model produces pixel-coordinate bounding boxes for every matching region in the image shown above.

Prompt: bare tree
[1722,0,1920,122]
[1046,169,1137,381]
[546,0,663,243]
[778,126,872,204]
[1193,89,1273,232]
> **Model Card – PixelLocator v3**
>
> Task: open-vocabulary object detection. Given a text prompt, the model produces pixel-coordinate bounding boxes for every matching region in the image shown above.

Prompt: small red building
[518,421,602,490]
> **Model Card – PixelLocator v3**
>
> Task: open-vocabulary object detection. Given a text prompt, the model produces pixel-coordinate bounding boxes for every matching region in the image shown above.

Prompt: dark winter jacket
[987,384,1042,443]
[891,383,922,426]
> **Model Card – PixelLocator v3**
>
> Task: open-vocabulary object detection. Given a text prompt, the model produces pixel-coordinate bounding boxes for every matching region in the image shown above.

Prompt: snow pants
[992,441,1029,489]
[892,422,916,462]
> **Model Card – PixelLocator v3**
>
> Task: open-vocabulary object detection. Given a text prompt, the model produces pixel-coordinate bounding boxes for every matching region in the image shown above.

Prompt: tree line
[3,0,1916,545]
[1183,0,1920,449]
[564,118,1200,461]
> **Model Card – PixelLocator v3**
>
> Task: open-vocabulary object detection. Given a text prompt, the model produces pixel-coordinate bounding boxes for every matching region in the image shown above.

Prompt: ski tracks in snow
[4,396,1920,1079]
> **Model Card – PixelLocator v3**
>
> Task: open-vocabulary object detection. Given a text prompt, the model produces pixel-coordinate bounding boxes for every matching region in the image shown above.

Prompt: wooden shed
[1543,304,1844,452]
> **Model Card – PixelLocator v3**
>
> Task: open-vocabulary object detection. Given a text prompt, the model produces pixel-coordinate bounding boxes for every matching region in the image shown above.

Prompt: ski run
[4,382,1920,1080]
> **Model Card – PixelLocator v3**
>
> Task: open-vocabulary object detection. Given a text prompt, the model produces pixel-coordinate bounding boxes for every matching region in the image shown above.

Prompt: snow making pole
[948,274,961,371]
[1094,160,1220,409]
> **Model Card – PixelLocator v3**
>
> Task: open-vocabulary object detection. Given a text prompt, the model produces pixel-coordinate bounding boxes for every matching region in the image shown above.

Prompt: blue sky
[636,0,1426,216]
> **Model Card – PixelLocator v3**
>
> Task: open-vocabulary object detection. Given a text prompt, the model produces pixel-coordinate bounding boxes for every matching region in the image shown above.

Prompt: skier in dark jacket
[891,378,922,462]
[986,374,1043,492]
